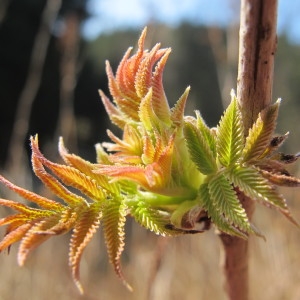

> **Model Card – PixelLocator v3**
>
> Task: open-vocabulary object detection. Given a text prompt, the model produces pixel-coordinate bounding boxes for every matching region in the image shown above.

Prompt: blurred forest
[0,1,300,300]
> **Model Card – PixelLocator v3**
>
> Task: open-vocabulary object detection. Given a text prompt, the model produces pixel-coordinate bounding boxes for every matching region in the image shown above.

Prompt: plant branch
[219,1,278,299]
[237,0,277,131]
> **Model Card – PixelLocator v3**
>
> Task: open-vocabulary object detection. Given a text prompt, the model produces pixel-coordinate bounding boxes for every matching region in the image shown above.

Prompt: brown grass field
[0,184,300,300]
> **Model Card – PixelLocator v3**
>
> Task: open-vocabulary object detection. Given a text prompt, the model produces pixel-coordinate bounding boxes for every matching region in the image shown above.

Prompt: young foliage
[243,99,280,162]
[217,94,244,167]
[0,28,299,294]
[184,120,217,175]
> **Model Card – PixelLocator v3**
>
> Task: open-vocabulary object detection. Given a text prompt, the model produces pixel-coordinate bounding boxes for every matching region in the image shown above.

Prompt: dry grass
[0,186,300,300]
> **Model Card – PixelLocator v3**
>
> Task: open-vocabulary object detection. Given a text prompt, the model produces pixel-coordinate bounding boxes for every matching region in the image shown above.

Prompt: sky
[82,0,300,44]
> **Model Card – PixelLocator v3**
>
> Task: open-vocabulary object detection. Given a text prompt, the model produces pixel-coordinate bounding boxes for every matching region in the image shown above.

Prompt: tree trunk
[219,1,278,299]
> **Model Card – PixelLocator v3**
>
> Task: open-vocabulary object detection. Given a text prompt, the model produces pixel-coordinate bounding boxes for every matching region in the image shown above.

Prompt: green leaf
[170,86,190,126]
[184,120,217,175]
[227,165,299,226]
[208,173,252,234]
[199,183,247,238]
[102,198,132,291]
[195,110,217,157]
[217,94,244,167]
[138,88,163,133]
[227,165,287,210]
[131,201,178,236]
[243,99,280,162]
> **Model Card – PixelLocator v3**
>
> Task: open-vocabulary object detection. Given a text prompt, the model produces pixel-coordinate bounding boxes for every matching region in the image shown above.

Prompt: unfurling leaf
[208,173,252,234]
[102,198,132,291]
[69,203,102,294]
[217,93,244,167]
[243,99,280,162]
[227,165,299,226]
[0,27,300,296]
[260,170,300,187]
[195,110,217,157]
[131,201,178,236]
[199,183,247,238]
[184,120,217,175]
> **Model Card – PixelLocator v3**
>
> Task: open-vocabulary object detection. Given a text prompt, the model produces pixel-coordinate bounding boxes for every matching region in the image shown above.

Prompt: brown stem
[237,0,278,131]
[220,1,278,300]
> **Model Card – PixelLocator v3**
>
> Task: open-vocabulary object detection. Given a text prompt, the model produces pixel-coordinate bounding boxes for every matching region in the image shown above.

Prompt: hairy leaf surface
[227,165,286,209]
[131,201,177,236]
[195,110,217,157]
[243,100,280,162]
[184,121,217,175]
[199,183,247,238]
[69,203,102,294]
[102,198,131,291]
[208,173,251,234]
[217,96,244,167]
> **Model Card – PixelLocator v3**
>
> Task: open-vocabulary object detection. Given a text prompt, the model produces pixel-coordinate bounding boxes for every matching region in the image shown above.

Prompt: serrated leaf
[195,110,217,157]
[0,223,32,252]
[31,136,87,207]
[151,48,172,125]
[138,88,162,132]
[59,138,120,196]
[17,211,77,266]
[99,90,126,129]
[135,43,163,99]
[227,165,286,209]
[69,203,102,294]
[32,137,105,202]
[217,95,244,167]
[0,175,63,211]
[208,173,252,234]
[199,183,247,238]
[243,99,280,162]
[254,157,289,175]
[131,201,178,236]
[260,169,300,187]
[102,198,132,291]
[0,199,53,218]
[184,121,217,175]
[170,86,190,126]
[227,165,298,225]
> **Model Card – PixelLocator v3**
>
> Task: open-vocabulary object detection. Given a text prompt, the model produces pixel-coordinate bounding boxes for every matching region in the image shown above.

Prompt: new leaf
[217,93,244,167]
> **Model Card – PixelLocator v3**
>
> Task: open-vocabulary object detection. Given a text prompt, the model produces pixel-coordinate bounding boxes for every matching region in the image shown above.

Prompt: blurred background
[0,0,300,299]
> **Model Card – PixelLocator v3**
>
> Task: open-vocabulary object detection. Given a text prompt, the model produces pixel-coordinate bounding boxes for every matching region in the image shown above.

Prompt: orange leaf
[69,203,102,294]
[0,175,63,211]
[0,223,32,252]
[31,136,87,206]
[17,209,78,265]
[102,199,132,291]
